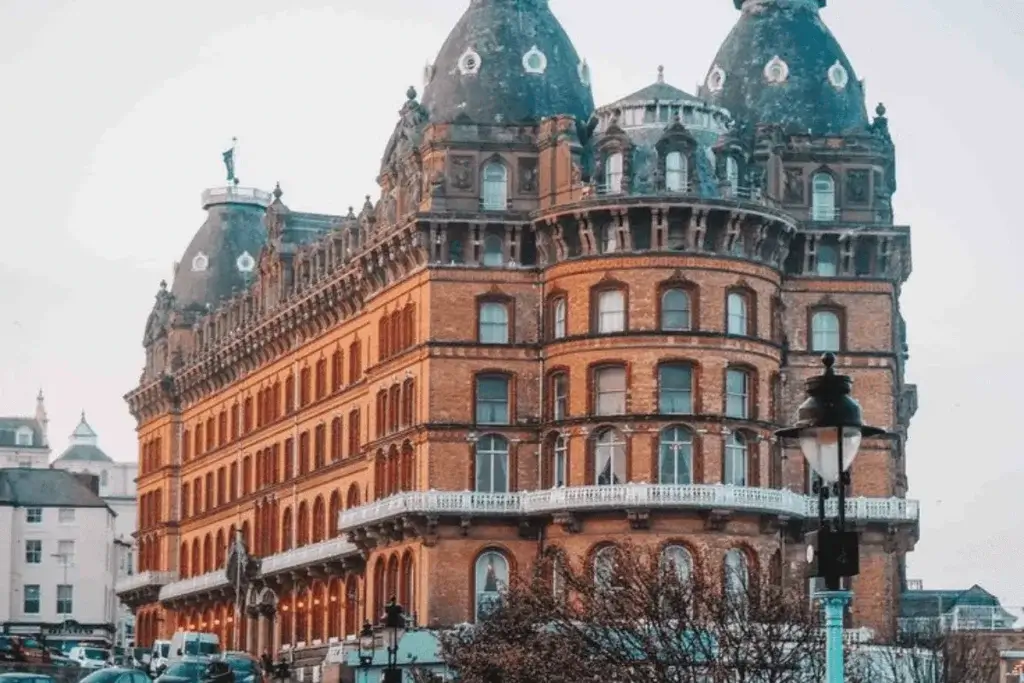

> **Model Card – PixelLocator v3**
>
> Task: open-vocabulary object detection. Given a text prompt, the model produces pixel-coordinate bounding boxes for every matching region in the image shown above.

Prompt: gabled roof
[0,418,45,449]
[0,468,110,509]
[901,584,1002,619]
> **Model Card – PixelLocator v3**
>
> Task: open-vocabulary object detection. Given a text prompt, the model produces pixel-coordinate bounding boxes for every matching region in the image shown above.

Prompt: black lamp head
[775,354,886,439]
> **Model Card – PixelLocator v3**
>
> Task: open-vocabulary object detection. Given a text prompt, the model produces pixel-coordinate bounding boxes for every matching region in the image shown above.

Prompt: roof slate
[0,468,110,509]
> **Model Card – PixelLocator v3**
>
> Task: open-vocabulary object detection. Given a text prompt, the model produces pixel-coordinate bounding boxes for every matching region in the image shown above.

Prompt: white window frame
[552,298,567,339]
[594,367,626,416]
[726,292,749,336]
[725,369,750,419]
[605,152,624,193]
[478,302,509,344]
[597,290,625,334]
[58,508,75,524]
[660,288,691,331]
[594,428,626,486]
[481,162,508,211]
[474,435,510,493]
[665,151,687,192]
[25,540,42,564]
[658,426,693,485]
[811,172,836,221]
[811,310,841,352]
[724,432,748,486]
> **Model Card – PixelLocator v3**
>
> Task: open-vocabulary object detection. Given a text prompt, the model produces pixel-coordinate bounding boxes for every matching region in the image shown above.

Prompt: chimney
[35,390,49,447]
[72,472,100,496]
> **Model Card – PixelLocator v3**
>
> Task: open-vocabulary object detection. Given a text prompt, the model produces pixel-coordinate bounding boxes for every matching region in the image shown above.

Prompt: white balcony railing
[899,606,1023,633]
[260,537,357,575]
[159,569,229,602]
[200,186,274,209]
[115,570,177,596]
[338,484,920,532]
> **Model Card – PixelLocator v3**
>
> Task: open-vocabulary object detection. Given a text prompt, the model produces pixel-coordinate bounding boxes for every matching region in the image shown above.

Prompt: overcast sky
[1,0,1022,607]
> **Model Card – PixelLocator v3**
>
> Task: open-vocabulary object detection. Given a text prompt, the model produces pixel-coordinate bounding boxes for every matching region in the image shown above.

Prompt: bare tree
[439,542,830,683]
[874,621,1003,683]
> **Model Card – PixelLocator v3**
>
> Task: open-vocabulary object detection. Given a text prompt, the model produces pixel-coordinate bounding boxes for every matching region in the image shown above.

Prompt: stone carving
[143,280,175,346]
[450,156,474,191]
[783,167,804,203]
[380,87,429,175]
[845,169,869,205]
[518,157,538,194]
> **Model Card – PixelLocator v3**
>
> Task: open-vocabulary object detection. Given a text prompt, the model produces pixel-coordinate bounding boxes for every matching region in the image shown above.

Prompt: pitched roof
[900,585,1002,619]
[0,468,110,509]
[54,412,112,463]
[0,418,45,449]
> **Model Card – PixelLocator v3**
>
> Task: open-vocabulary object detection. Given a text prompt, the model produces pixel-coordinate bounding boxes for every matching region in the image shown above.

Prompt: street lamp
[356,620,375,679]
[381,597,406,683]
[775,353,885,683]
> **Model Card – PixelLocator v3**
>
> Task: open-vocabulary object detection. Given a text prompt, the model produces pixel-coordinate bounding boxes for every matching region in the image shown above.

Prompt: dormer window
[482,162,508,211]
[812,173,836,221]
[15,428,32,447]
[725,156,740,194]
[665,151,687,192]
[605,152,624,193]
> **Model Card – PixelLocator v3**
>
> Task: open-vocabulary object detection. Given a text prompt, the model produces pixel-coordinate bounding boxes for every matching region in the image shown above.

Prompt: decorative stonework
[763,56,789,84]
[577,60,591,86]
[827,60,849,90]
[522,46,547,75]
[191,252,208,272]
[706,65,726,93]
[457,47,482,75]
[236,251,255,273]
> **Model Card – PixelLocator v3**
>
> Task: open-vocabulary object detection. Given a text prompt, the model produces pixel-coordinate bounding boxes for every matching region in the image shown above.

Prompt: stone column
[255,614,267,655]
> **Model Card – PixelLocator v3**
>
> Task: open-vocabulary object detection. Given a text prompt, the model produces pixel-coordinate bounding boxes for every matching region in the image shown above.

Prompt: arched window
[482,234,504,267]
[281,507,293,551]
[478,301,509,344]
[724,432,748,486]
[550,435,567,488]
[297,502,310,547]
[596,289,626,333]
[594,546,617,591]
[605,152,624,193]
[661,288,691,331]
[665,151,687,192]
[724,549,749,610]
[474,551,509,621]
[328,491,340,538]
[552,298,567,339]
[594,428,626,486]
[811,310,841,352]
[312,497,326,543]
[475,435,510,493]
[725,156,739,194]
[817,244,839,277]
[475,375,510,425]
[658,426,693,485]
[660,545,693,586]
[658,364,693,414]
[400,552,415,612]
[726,292,749,336]
[811,172,836,221]
[482,162,508,211]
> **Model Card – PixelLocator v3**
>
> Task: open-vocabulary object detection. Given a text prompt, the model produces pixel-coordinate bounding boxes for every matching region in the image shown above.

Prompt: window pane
[812,173,836,221]
[479,302,509,344]
[659,427,693,485]
[595,429,626,485]
[661,289,691,331]
[476,377,509,424]
[475,552,509,621]
[724,433,747,486]
[606,153,623,193]
[727,293,748,336]
[482,235,504,266]
[553,299,566,339]
[595,367,626,415]
[817,245,838,276]
[598,290,625,333]
[552,436,567,488]
[552,374,568,420]
[811,311,841,352]
[482,163,507,211]
[725,370,749,419]
[658,365,692,414]
[475,435,509,493]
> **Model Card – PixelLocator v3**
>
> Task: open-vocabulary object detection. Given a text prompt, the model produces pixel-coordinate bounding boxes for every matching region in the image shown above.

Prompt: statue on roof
[143,280,175,346]
[223,137,239,185]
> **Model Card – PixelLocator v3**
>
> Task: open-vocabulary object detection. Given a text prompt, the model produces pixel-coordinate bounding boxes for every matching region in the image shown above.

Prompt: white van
[149,639,171,675]
[168,631,220,663]
[67,645,110,670]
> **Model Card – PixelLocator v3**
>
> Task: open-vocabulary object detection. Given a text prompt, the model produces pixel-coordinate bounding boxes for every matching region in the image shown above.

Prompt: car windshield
[80,671,129,683]
[182,641,218,656]
[164,662,203,680]
[159,644,170,657]
[83,649,108,661]
[225,658,256,674]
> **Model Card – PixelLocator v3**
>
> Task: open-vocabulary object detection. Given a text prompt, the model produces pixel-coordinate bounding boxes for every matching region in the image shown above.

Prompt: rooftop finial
[821,352,836,375]
[223,137,239,186]
[273,182,283,200]
[407,85,418,101]
[657,65,665,83]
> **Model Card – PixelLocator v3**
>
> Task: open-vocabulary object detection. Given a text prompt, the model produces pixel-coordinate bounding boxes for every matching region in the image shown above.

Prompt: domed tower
[697,0,917,639]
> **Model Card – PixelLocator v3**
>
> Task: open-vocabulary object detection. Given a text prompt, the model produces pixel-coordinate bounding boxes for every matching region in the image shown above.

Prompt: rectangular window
[597,290,625,333]
[25,540,41,564]
[476,376,510,425]
[56,585,73,615]
[594,367,627,416]
[58,508,75,524]
[57,540,75,565]
[26,508,42,524]
[23,585,40,614]
[658,364,693,414]
[725,369,750,419]
[552,374,568,421]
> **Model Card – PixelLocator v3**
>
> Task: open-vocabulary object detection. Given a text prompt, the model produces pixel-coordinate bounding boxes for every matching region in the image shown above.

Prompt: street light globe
[799,426,862,484]
[775,354,886,480]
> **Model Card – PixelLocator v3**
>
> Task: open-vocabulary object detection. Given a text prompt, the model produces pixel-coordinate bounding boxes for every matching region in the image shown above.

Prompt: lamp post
[381,597,406,683]
[357,621,375,683]
[775,353,885,683]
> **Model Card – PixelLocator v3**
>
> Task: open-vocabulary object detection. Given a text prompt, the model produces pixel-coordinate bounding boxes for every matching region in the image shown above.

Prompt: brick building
[118,0,918,657]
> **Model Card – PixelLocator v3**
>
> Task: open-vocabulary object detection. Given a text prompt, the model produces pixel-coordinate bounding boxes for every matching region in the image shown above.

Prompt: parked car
[154,661,205,683]
[0,637,19,663]
[79,667,150,683]
[68,646,111,671]
[1,637,50,664]
[220,652,263,683]
[0,672,56,683]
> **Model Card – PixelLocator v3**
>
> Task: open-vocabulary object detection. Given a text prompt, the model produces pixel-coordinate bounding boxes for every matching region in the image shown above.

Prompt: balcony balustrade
[159,569,229,602]
[115,570,177,596]
[338,483,919,532]
[899,605,1023,633]
[260,536,358,576]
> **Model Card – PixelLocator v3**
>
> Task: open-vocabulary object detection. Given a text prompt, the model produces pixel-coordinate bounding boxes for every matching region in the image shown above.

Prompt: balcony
[115,570,177,596]
[338,484,919,533]
[158,569,229,603]
[899,605,1023,633]
[260,537,359,576]
[200,185,274,210]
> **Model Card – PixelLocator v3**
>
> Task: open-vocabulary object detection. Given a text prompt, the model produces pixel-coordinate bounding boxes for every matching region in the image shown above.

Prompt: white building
[0,468,118,648]
[50,413,139,649]
[0,391,50,469]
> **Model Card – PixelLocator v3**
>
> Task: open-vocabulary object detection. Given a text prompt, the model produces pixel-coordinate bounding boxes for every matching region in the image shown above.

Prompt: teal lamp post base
[816,589,851,683]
